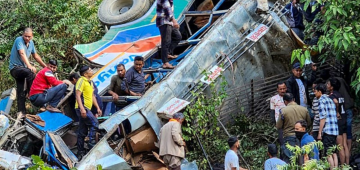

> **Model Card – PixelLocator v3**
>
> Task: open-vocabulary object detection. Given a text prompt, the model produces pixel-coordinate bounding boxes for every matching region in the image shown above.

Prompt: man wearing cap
[264,144,286,170]
[29,59,71,112]
[225,136,247,170]
[9,28,47,114]
[75,65,102,159]
[286,62,317,121]
[159,112,186,170]
[286,62,317,108]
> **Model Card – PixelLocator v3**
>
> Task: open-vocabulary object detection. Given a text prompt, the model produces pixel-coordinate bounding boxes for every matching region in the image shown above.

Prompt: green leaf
[304,1,310,11]
[344,27,353,32]
[334,36,340,48]
[329,25,337,30]
[343,40,349,51]
[332,6,337,15]
[304,50,310,59]
[31,155,43,164]
[300,54,305,67]
[318,41,324,52]
[291,51,297,64]
[343,33,351,43]
[349,33,356,40]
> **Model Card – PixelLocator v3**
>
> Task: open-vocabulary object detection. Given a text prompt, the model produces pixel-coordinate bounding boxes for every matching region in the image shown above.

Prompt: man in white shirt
[270,82,287,147]
[224,136,247,170]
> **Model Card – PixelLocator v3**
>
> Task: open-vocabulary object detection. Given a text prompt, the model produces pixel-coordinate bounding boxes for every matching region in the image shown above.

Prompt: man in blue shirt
[121,56,146,96]
[314,83,338,169]
[294,120,320,163]
[9,28,46,114]
[264,144,286,170]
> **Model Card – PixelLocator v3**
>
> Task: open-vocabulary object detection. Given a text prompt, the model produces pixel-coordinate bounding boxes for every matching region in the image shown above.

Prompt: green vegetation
[183,76,277,169]
[291,0,360,93]
[279,142,352,170]
[28,155,102,170]
[0,0,105,92]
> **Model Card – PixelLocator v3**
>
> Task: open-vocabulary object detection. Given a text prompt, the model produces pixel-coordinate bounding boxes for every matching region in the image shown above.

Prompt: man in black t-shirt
[327,78,349,165]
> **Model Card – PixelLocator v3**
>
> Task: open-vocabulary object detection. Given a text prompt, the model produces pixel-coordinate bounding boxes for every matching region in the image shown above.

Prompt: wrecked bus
[0,0,296,169]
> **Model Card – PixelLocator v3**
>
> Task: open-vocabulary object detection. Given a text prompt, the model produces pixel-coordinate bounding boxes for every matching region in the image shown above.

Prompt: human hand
[80,108,87,119]
[317,134,322,140]
[173,20,180,29]
[29,65,37,73]
[112,93,119,101]
[97,108,102,117]
[337,113,341,119]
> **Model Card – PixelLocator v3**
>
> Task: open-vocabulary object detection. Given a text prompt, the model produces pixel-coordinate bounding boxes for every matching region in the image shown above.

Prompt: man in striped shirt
[311,79,324,140]
[156,0,182,69]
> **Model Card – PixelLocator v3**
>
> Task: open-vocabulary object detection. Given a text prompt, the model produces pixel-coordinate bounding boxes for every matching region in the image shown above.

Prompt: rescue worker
[75,66,102,159]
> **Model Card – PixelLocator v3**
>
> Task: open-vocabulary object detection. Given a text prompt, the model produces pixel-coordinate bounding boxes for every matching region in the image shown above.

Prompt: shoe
[46,105,61,113]
[162,62,175,69]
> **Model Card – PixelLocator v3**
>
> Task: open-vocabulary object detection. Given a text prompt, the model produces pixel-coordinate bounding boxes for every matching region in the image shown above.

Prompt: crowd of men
[8,28,149,159]
[266,62,354,169]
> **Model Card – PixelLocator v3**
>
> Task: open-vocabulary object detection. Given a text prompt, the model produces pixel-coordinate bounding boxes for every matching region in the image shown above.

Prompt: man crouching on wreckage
[75,65,102,159]
[159,112,186,170]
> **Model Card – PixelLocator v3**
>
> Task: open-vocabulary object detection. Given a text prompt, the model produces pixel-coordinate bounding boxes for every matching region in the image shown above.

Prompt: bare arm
[18,49,36,72]
[75,90,87,118]
[32,53,46,68]
[317,118,325,140]
[92,94,102,117]
[332,98,341,118]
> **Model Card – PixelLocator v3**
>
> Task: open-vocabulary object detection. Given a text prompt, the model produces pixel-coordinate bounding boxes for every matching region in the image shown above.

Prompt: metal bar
[185,17,193,36]
[183,10,228,16]
[195,134,213,170]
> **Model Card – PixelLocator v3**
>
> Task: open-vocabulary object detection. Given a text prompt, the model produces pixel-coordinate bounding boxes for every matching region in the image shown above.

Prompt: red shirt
[29,67,63,96]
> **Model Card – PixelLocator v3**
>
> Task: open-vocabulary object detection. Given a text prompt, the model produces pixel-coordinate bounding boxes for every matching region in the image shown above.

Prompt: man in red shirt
[29,60,70,112]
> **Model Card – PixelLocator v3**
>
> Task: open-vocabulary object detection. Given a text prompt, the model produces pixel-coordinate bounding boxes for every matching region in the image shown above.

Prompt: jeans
[76,108,99,152]
[307,107,314,121]
[346,109,353,139]
[281,136,299,163]
[30,84,67,107]
[159,24,182,63]
[10,67,35,114]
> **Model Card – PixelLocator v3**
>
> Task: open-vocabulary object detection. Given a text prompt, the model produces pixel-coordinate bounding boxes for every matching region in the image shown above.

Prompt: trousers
[76,108,99,152]
[158,24,182,64]
[30,84,67,107]
[10,67,35,114]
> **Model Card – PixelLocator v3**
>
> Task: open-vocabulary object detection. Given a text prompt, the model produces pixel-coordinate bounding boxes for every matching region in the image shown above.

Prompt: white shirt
[270,94,286,122]
[225,150,239,170]
[295,79,307,107]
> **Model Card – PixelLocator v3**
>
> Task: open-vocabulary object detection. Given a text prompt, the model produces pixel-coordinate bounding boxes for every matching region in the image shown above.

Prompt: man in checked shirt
[156,0,182,69]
